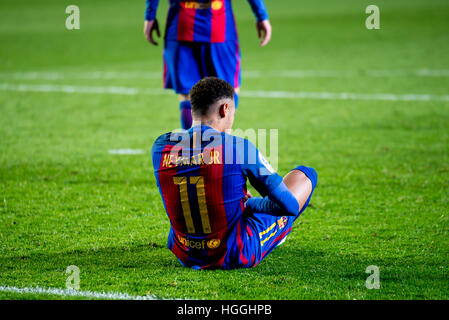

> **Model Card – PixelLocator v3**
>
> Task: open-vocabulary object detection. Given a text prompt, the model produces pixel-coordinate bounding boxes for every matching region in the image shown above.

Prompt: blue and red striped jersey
[151,126,298,269]
[145,0,269,43]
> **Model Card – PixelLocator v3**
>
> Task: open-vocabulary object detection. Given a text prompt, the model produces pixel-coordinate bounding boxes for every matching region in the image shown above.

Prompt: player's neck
[192,118,224,132]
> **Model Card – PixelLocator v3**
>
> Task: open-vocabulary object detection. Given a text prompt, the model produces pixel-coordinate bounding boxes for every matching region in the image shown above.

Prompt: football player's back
[152,126,247,269]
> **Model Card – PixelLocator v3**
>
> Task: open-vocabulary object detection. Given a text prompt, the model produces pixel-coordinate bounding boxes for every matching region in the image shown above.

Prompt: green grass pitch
[0,0,448,299]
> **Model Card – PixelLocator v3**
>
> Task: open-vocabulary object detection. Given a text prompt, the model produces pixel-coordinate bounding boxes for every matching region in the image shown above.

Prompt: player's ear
[219,103,228,118]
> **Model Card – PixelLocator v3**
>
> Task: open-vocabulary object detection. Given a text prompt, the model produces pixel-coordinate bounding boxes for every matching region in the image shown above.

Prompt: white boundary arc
[0,285,164,300]
[0,285,177,300]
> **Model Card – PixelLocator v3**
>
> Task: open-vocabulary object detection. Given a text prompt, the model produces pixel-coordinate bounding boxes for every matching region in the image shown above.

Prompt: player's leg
[163,41,201,129]
[240,166,318,268]
[178,94,192,130]
[209,40,241,109]
[234,87,240,109]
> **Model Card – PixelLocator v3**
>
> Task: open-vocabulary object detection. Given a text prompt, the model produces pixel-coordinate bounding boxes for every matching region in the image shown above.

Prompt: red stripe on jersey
[163,56,167,88]
[199,145,228,234]
[217,253,226,267]
[210,0,226,43]
[199,145,229,264]
[237,221,249,265]
[246,225,253,237]
[177,2,196,42]
[157,145,187,233]
[171,234,190,264]
[233,40,240,88]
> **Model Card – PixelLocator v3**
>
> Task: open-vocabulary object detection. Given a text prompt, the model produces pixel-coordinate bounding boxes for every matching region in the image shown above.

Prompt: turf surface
[0,0,448,299]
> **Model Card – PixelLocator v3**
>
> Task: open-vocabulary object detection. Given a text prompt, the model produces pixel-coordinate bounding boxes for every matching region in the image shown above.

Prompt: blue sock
[179,100,192,130]
[293,166,318,214]
[234,93,239,109]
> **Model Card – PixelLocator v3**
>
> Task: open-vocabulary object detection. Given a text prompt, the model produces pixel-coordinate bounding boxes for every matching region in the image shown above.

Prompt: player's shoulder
[152,129,201,154]
[153,131,171,145]
[151,131,174,154]
[222,133,258,156]
[221,131,255,147]
[221,132,262,167]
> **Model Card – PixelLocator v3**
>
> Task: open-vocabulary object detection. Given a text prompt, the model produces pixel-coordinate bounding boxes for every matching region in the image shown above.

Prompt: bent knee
[293,165,318,190]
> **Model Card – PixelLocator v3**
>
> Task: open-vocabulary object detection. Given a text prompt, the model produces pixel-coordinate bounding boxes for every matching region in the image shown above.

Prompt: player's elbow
[270,182,300,216]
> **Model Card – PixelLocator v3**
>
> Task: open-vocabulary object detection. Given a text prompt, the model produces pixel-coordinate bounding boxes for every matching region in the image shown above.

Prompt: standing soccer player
[143,0,272,129]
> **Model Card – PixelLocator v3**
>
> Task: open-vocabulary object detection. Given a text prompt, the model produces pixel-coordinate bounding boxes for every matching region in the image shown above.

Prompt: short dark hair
[190,77,234,116]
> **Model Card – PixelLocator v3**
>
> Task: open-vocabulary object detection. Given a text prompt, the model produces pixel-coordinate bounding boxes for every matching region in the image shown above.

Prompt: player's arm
[144,0,161,45]
[245,196,288,216]
[239,139,299,216]
[247,0,272,46]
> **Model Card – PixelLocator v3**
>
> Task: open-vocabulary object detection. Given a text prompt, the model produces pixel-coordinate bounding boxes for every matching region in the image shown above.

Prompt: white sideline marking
[246,69,449,78]
[239,90,449,102]
[0,285,160,300]
[1,69,449,80]
[109,149,146,155]
[0,83,166,96]
[0,71,162,80]
[1,82,449,102]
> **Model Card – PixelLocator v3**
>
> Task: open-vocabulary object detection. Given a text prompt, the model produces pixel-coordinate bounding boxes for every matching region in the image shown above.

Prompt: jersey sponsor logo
[161,150,221,168]
[183,1,223,10]
[177,234,221,250]
[177,234,206,249]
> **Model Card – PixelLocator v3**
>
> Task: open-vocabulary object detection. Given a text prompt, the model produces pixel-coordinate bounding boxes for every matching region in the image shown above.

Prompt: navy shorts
[163,40,241,94]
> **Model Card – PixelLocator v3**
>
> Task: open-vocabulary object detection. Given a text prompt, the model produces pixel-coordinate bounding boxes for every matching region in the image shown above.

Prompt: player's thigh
[209,40,241,89]
[244,212,294,262]
[163,41,203,94]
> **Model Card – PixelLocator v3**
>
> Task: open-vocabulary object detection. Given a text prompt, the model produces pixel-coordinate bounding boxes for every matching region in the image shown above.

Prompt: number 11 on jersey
[173,176,212,234]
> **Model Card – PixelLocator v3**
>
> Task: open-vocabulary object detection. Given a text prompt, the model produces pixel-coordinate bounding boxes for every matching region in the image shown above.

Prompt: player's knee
[293,165,318,190]
[178,94,190,102]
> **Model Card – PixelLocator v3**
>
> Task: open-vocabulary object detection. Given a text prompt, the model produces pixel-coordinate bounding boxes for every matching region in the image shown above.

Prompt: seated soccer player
[151,77,317,269]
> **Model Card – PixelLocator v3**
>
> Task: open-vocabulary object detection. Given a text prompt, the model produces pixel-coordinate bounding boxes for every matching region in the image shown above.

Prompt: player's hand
[256,19,272,47]
[243,191,252,215]
[244,190,253,203]
[144,19,161,46]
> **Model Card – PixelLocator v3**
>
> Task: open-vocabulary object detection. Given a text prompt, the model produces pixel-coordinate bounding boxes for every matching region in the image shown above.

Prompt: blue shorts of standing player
[151,77,318,269]
[163,40,241,97]
[144,0,272,129]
